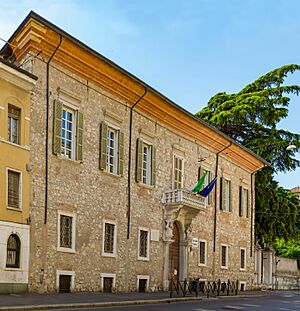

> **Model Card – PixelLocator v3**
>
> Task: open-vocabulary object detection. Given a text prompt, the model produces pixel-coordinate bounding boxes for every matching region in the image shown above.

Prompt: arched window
[6,234,20,268]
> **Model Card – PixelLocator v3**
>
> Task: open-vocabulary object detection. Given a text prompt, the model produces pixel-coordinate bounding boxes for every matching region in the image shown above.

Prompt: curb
[0,297,202,311]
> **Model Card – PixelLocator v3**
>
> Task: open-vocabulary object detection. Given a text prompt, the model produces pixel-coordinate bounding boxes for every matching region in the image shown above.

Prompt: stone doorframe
[162,206,193,290]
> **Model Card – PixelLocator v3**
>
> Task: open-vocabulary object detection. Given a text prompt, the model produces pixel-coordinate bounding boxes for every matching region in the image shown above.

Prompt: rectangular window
[220,177,231,212]
[106,127,118,174]
[142,143,152,184]
[239,187,249,218]
[136,138,155,186]
[103,222,116,255]
[199,168,212,205]
[53,100,83,161]
[221,245,228,268]
[60,215,73,248]
[240,248,246,270]
[173,156,183,190]
[61,107,75,159]
[7,170,21,209]
[100,122,124,175]
[138,228,149,260]
[199,240,206,265]
[58,212,76,253]
[8,105,20,144]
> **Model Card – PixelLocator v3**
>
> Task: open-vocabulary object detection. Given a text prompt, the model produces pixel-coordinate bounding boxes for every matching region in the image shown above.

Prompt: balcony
[162,189,205,211]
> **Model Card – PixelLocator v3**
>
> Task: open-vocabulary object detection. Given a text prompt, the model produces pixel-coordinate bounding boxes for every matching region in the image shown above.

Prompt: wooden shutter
[8,171,20,208]
[76,111,83,162]
[53,100,62,155]
[220,177,223,210]
[151,145,156,186]
[239,186,243,217]
[228,180,232,212]
[99,122,108,170]
[118,131,124,176]
[246,189,249,218]
[136,138,143,182]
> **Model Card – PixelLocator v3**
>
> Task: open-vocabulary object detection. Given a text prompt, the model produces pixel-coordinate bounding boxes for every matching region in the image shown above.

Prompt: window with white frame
[7,169,21,209]
[199,240,207,265]
[61,107,76,159]
[136,138,155,186]
[221,244,228,268]
[173,156,183,190]
[99,122,124,175]
[8,105,20,144]
[240,248,246,270]
[239,187,249,218]
[53,99,83,161]
[220,177,231,212]
[142,143,152,184]
[103,221,116,256]
[199,168,212,205]
[106,127,118,174]
[58,212,76,252]
[138,228,149,260]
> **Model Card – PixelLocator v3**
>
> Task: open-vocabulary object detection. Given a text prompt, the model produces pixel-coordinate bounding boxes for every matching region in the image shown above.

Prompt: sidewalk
[0,290,267,310]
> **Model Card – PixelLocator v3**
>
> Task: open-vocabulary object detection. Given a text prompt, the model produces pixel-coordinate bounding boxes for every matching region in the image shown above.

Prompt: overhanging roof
[1,11,269,172]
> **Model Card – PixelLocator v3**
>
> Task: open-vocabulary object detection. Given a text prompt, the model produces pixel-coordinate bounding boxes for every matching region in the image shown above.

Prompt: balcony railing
[162,189,205,209]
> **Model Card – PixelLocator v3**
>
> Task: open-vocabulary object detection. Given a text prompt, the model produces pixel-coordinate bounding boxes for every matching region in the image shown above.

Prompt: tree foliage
[196,64,300,246]
[274,238,300,260]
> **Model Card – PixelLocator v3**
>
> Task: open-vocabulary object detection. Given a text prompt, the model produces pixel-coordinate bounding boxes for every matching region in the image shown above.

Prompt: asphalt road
[55,291,300,311]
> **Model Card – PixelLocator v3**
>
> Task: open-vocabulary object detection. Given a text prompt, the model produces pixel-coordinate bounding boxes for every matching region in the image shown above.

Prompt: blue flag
[199,176,217,197]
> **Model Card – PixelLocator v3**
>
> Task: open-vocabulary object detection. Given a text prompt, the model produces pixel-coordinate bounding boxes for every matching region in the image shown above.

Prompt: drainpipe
[127,88,147,239]
[250,172,254,257]
[44,35,62,224]
[213,141,232,252]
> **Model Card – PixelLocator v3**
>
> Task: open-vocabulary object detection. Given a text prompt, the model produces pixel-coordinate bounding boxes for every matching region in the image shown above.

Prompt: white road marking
[278,308,293,310]
[221,307,244,310]
[241,303,260,307]
[194,309,217,311]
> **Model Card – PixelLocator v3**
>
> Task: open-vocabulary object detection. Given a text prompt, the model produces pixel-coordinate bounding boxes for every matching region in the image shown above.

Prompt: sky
[0,0,299,189]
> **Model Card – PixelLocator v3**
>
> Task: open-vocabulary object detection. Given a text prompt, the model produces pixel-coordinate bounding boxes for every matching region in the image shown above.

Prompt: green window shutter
[246,189,250,218]
[76,111,84,162]
[220,177,223,210]
[53,99,62,155]
[118,131,124,176]
[239,186,243,217]
[228,180,232,212]
[136,138,143,182]
[99,122,108,170]
[151,145,156,186]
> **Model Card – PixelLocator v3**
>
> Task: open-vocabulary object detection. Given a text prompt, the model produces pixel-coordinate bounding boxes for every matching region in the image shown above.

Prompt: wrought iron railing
[162,189,205,209]
[169,278,239,298]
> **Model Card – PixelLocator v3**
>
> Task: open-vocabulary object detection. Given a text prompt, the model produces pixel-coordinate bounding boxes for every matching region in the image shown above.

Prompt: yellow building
[0,57,37,293]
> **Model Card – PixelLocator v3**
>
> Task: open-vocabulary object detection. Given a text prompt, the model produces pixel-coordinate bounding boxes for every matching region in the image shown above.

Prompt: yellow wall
[0,78,31,224]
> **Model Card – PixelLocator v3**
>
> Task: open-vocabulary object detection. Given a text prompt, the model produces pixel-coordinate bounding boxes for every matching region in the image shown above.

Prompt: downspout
[44,35,62,224]
[250,172,254,257]
[127,88,147,239]
[213,141,232,252]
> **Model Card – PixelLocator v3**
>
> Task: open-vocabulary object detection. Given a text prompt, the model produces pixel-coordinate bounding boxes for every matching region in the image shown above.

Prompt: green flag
[190,172,207,193]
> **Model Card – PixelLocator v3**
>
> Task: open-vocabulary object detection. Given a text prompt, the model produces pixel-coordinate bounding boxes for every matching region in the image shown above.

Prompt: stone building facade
[2,11,267,293]
[0,57,37,293]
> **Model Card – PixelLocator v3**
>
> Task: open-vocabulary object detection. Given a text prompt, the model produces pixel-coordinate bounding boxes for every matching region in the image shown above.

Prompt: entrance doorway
[169,222,180,281]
